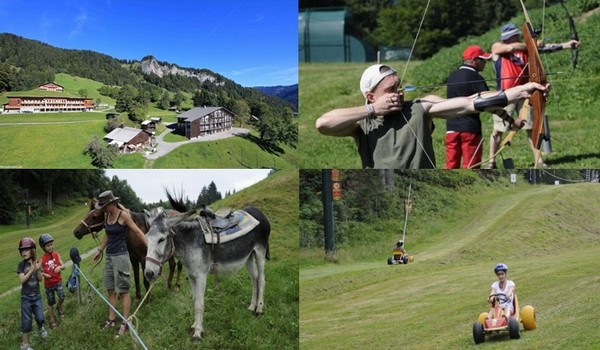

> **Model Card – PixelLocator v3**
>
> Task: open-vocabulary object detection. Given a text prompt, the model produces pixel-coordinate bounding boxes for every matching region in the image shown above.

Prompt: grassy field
[0,118,297,168]
[0,169,299,349]
[300,182,600,349]
[149,134,298,169]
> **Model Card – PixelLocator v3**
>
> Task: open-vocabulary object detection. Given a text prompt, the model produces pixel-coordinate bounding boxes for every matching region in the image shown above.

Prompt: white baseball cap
[360,64,397,98]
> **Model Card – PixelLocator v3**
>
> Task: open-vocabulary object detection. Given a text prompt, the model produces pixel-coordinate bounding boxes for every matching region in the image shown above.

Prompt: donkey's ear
[184,209,197,220]
[143,209,150,216]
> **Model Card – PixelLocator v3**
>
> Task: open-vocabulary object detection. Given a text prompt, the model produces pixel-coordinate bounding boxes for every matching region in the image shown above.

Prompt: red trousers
[445,131,483,169]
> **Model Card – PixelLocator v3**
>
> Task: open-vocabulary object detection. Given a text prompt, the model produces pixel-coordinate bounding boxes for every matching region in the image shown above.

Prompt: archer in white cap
[488,23,580,169]
[315,64,549,169]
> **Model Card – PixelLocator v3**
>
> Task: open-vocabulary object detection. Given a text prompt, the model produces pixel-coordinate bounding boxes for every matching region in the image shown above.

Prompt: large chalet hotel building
[2,82,94,113]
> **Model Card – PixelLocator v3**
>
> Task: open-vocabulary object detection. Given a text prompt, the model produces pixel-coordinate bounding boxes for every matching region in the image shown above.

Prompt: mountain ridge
[254,84,298,111]
[0,33,295,111]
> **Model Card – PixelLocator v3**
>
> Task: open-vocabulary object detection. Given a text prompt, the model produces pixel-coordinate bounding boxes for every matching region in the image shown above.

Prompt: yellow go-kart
[472,293,537,344]
[387,248,414,265]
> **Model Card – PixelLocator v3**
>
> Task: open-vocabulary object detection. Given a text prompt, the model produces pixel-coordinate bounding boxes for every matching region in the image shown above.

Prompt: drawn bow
[559,0,579,70]
[520,0,547,151]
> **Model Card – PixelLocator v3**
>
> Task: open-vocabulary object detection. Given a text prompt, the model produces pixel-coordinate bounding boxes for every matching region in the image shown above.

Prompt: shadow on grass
[238,133,285,155]
[546,152,600,167]
[167,123,187,137]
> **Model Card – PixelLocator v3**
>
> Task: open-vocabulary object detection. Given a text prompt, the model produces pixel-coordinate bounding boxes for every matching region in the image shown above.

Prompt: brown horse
[73,199,183,300]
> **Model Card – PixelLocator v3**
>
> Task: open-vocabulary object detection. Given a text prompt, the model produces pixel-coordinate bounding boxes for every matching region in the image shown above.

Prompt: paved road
[145,124,250,160]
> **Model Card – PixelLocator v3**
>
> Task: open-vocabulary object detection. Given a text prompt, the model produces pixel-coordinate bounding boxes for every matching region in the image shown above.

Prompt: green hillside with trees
[299,169,600,348]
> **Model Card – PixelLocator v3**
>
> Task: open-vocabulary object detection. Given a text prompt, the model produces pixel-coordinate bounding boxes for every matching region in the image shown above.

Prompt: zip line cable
[402,182,412,244]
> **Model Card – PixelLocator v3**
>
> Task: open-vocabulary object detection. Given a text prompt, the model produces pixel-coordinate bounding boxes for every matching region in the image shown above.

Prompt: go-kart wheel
[387,257,393,265]
[409,255,414,263]
[508,318,520,339]
[473,322,485,344]
[478,312,488,326]
[521,305,537,330]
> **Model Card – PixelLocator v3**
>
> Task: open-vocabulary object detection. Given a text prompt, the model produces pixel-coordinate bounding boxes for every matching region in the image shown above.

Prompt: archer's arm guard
[473,91,509,112]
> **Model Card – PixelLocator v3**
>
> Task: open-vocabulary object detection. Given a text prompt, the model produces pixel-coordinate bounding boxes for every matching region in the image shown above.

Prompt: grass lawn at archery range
[300,3,600,169]
[299,60,600,169]
[300,182,600,349]
[0,169,299,350]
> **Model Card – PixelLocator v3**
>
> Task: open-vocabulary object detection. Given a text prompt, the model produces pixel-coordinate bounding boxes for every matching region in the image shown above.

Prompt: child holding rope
[17,237,48,350]
[39,233,66,329]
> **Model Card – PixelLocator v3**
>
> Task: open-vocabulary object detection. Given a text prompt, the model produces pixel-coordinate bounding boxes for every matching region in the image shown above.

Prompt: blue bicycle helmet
[494,263,508,274]
[39,233,54,248]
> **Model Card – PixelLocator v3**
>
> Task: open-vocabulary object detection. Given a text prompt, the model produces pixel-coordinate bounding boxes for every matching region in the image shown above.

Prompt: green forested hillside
[0,33,293,111]
[0,33,297,159]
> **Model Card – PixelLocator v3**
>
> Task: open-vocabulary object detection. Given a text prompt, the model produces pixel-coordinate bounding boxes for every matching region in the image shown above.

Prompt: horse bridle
[79,214,105,237]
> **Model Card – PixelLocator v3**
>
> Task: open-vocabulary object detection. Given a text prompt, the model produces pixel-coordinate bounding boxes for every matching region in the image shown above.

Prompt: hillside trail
[301,185,560,282]
[0,206,94,299]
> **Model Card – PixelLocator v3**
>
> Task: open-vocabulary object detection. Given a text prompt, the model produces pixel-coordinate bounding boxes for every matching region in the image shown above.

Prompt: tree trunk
[379,169,395,193]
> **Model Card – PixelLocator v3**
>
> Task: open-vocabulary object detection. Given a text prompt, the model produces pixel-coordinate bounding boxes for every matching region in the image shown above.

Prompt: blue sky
[0,0,298,87]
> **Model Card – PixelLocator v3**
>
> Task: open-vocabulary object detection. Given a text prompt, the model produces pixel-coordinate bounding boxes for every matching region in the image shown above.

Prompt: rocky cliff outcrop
[140,56,220,84]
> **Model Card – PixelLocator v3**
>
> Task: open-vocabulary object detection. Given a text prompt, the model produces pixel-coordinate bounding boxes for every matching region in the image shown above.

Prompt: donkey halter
[145,233,175,272]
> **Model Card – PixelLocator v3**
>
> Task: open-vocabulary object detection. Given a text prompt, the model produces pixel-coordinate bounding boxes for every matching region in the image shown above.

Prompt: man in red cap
[444,45,515,169]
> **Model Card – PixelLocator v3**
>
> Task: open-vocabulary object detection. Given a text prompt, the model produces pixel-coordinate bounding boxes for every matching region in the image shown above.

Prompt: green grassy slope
[300,183,600,349]
[149,135,297,169]
[0,169,299,349]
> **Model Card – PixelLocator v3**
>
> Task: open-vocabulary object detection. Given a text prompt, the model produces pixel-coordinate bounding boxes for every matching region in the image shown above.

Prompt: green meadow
[0,73,296,169]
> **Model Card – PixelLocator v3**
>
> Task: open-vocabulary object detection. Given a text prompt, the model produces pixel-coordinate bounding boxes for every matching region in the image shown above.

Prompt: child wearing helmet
[393,240,410,264]
[488,263,515,319]
[39,233,66,329]
[17,237,48,350]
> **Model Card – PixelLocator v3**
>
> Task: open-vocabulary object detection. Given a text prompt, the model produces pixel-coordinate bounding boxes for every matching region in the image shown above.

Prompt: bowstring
[400,0,431,83]
[399,0,436,169]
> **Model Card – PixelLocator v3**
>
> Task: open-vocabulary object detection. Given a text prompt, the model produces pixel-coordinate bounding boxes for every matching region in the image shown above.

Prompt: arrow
[402,72,563,92]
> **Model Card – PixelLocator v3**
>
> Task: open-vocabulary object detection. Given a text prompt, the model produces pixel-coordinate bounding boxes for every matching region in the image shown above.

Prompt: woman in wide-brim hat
[92,190,146,336]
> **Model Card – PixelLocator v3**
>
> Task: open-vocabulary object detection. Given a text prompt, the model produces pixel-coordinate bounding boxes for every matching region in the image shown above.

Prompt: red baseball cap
[462,45,491,60]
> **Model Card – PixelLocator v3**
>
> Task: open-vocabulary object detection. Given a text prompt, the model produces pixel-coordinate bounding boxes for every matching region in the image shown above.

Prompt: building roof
[39,82,65,89]
[104,126,143,144]
[177,107,226,122]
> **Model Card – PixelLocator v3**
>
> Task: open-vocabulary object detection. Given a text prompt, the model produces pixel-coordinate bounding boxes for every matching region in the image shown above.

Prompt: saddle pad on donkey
[203,210,260,244]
